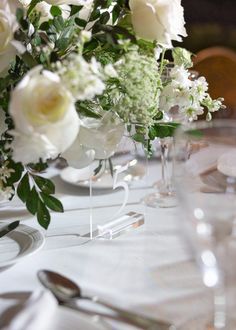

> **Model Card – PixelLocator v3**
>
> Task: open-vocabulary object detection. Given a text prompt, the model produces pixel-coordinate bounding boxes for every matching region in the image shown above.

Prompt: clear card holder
[83,127,149,240]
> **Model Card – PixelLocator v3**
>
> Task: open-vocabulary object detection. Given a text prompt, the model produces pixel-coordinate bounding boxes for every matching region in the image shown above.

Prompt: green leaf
[132,133,146,144]
[112,4,121,24]
[26,186,39,215]
[186,129,203,138]
[83,38,99,53]
[151,123,180,138]
[50,6,62,17]
[89,8,100,21]
[27,0,43,15]
[99,11,110,24]
[39,21,50,31]
[28,159,48,172]
[37,199,50,229]
[5,160,24,185]
[40,192,64,212]
[75,17,87,28]
[17,173,30,203]
[16,8,24,22]
[21,52,38,68]
[70,5,83,16]
[34,176,55,194]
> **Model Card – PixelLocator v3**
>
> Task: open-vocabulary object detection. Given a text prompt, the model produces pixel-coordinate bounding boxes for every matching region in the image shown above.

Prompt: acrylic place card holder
[83,132,149,240]
[45,131,149,247]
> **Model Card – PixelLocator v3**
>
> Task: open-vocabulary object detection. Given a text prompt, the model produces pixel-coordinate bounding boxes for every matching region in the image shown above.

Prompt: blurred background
[179,0,236,118]
[182,0,236,52]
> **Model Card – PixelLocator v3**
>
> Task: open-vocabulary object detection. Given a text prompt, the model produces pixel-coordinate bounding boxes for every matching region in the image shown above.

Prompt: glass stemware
[144,136,177,208]
[174,120,236,329]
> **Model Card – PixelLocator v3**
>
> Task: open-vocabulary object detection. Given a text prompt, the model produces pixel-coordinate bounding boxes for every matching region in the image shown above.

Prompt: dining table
[0,160,222,330]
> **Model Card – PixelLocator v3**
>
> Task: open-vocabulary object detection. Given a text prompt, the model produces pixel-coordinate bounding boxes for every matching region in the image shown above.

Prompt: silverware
[0,221,20,238]
[38,270,175,330]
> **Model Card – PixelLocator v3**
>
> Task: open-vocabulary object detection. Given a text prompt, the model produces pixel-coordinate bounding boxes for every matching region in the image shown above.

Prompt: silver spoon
[38,270,175,330]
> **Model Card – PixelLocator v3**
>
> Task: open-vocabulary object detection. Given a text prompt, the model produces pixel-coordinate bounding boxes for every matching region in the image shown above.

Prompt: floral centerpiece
[0,0,224,228]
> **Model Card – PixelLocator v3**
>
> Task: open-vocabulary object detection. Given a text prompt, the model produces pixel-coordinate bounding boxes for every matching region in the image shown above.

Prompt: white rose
[9,66,79,164]
[129,0,187,48]
[0,0,18,75]
[8,0,24,14]
[63,112,125,169]
[45,0,90,5]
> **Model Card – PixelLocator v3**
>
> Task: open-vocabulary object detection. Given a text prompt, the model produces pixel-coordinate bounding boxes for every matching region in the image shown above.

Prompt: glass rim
[176,119,236,133]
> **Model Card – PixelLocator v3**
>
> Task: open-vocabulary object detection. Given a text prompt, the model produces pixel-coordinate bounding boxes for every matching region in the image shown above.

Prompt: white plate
[60,164,145,190]
[0,197,32,221]
[0,223,45,267]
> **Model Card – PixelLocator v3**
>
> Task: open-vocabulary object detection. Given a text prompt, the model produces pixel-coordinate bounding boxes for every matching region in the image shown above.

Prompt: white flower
[33,2,71,22]
[12,0,71,22]
[0,0,18,75]
[44,0,91,6]
[104,64,118,78]
[8,0,24,14]
[190,76,208,102]
[169,65,191,88]
[9,66,79,164]
[0,183,14,201]
[56,54,106,101]
[108,49,162,125]
[80,30,92,43]
[10,131,59,164]
[129,0,187,48]
[63,112,125,169]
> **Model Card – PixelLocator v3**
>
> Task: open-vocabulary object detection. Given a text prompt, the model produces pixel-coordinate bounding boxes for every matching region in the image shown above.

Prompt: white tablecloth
[0,163,214,330]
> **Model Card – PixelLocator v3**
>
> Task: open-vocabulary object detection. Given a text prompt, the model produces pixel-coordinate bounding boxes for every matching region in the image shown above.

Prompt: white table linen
[0,163,215,330]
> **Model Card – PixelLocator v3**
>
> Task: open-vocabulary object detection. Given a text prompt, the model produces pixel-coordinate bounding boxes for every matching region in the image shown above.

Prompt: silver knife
[0,221,20,238]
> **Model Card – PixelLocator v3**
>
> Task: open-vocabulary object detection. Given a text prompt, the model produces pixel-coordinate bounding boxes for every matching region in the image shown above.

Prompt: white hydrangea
[56,54,106,101]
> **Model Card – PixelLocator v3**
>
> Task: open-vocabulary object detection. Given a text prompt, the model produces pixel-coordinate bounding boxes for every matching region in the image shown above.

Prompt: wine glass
[174,120,236,329]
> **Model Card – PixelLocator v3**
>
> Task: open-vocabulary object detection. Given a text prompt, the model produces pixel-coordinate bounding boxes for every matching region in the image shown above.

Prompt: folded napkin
[1,291,57,330]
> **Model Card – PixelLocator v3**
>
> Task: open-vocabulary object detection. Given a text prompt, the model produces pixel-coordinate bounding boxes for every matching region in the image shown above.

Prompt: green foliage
[37,199,51,229]
[17,173,30,203]
[33,175,55,194]
[40,192,64,212]
[149,123,180,139]
[0,0,154,230]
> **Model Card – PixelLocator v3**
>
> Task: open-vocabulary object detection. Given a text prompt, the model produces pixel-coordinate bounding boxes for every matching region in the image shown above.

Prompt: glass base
[153,179,164,190]
[83,212,145,240]
[142,192,178,208]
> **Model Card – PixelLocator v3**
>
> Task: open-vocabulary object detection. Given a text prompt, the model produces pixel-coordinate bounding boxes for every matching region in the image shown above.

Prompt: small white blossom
[0,183,14,201]
[104,64,117,78]
[169,65,191,88]
[108,49,162,125]
[160,65,224,122]
[0,161,15,183]
[80,30,92,43]
[56,54,106,101]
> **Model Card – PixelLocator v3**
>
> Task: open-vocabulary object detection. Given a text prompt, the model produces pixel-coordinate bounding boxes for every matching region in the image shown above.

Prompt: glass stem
[213,243,227,330]
[159,138,173,194]
[160,138,168,184]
